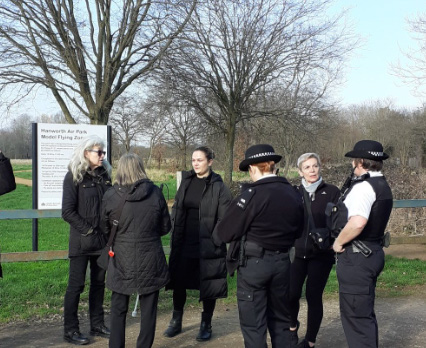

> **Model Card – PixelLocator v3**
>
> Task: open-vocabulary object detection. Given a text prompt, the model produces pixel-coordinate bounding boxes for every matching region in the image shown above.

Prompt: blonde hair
[68,135,111,183]
[115,153,148,186]
[251,161,275,174]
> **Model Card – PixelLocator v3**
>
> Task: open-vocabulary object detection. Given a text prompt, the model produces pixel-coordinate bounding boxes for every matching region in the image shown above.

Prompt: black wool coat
[62,166,112,257]
[102,179,171,296]
[294,181,340,259]
[167,170,232,301]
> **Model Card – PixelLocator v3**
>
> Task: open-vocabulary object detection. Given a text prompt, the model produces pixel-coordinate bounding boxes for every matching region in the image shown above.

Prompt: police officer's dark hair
[354,158,383,171]
[194,146,215,161]
[252,161,275,174]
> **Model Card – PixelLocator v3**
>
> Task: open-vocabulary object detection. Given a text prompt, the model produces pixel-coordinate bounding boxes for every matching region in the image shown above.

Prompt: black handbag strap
[106,192,128,247]
[302,187,317,230]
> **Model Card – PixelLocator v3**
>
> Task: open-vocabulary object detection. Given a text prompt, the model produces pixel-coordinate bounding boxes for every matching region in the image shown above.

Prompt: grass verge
[1,172,425,324]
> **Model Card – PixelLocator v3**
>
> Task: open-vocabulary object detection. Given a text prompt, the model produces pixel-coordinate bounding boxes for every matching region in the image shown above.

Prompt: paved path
[14,177,32,187]
[0,295,425,348]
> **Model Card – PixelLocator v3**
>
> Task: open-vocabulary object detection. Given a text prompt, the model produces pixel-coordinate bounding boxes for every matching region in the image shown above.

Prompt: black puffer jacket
[102,179,171,296]
[62,166,112,257]
[294,181,340,259]
[167,170,232,301]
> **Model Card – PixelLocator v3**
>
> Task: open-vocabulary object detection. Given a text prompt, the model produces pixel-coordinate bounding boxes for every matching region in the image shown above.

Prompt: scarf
[302,176,323,201]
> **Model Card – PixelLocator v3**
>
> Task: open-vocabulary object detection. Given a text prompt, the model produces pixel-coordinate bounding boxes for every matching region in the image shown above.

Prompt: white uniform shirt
[344,171,383,220]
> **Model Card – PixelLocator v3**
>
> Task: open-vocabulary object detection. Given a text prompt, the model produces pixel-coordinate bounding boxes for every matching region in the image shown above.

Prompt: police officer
[214,144,304,348]
[332,140,393,348]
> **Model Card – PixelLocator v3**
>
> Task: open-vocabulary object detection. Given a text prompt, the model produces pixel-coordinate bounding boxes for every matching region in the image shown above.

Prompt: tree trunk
[224,117,237,186]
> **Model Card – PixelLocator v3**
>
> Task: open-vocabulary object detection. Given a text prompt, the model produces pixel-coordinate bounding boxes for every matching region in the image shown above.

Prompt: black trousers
[237,251,292,348]
[109,290,159,348]
[336,245,384,348]
[288,253,334,343]
[64,255,106,332]
[173,287,216,318]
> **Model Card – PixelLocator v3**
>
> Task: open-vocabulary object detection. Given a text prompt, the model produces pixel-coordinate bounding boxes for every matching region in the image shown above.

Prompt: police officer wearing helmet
[214,144,304,348]
[332,140,393,348]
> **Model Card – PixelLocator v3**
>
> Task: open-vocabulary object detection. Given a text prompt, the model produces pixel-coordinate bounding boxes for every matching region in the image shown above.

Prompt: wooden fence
[1,199,426,263]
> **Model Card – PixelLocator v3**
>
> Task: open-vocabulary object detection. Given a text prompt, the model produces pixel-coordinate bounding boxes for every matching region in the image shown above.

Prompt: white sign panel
[36,123,109,210]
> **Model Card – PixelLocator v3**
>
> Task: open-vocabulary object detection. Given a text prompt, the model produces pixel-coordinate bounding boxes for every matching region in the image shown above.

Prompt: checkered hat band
[248,152,276,159]
[368,151,383,157]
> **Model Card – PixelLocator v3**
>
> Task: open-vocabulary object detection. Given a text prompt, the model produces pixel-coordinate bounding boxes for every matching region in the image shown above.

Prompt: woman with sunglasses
[62,135,112,345]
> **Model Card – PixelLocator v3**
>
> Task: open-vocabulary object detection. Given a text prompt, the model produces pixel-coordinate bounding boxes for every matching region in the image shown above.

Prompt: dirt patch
[385,244,426,261]
[0,291,425,348]
[14,177,32,187]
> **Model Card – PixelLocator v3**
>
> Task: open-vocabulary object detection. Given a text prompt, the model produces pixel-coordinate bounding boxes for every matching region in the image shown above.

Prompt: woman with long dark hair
[164,146,232,342]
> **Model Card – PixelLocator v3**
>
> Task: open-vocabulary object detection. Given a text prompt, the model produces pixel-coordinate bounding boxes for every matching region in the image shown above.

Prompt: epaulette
[236,187,256,210]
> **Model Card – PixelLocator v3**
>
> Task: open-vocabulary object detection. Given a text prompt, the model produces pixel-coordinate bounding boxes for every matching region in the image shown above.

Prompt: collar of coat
[181,169,222,184]
[240,176,290,192]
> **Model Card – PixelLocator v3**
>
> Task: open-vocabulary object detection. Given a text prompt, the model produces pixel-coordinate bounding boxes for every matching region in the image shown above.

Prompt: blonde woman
[102,153,171,348]
[62,135,112,345]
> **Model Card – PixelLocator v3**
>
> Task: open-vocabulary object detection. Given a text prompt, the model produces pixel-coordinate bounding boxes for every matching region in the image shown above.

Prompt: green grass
[12,164,32,172]
[14,170,32,180]
[1,174,425,324]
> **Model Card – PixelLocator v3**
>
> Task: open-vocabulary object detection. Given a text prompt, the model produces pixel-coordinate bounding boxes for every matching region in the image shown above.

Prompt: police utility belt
[242,240,290,259]
[347,234,390,258]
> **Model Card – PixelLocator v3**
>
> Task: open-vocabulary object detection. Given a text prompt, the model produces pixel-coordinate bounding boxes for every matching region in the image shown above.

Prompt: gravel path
[1,293,425,348]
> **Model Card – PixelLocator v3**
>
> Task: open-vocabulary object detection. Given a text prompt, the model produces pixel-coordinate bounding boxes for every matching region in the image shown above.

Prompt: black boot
[196,312,212,341]
[297,338,314,348]
[290,320,300,347]
[163,310,183,338]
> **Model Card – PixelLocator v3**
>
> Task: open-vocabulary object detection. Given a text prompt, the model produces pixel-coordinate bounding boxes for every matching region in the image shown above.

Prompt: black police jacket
[215,176,304,275]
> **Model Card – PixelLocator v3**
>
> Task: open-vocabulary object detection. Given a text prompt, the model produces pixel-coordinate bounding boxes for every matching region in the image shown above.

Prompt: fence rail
[1,199,426,263]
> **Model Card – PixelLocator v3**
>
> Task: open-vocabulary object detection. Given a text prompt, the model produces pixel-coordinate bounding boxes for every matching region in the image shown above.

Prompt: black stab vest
[346,176,393,243]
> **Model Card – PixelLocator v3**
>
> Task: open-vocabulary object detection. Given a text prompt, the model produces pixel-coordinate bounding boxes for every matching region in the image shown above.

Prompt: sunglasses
[88,149,106,157]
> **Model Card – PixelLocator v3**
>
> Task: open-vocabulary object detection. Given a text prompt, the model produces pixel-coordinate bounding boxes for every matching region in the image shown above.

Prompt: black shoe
[90,324,111,338]
[297,339,314,348]
[64,331,90,345]
[164,310,183,338]
[290,320,300,347]
[196,321,212,341]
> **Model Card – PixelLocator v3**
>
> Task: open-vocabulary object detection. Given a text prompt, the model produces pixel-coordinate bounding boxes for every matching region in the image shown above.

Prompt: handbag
[302,188,331,250]
[97,192,128,270]
[0,152,16,196]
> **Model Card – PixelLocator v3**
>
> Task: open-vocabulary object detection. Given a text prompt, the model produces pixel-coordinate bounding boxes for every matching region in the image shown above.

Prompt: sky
[331,0,426,109]
[1,0,426,126]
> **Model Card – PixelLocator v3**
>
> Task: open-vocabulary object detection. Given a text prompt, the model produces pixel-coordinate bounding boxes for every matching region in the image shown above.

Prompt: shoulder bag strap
[106,192,128,247]
[302,187,316,230]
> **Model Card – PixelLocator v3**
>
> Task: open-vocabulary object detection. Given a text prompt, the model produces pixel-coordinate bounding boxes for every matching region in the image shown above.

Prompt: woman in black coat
[164,146,232,342]
[102,153,170,348]
[288,153,340,348]
[61,135,112,345]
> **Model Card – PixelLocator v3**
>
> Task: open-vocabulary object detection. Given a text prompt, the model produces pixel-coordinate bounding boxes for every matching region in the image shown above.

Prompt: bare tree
[0,114,34,158]
[392,14,426,98]
[0,0,197,125]
[160,0,356,185]
[140,101,168,167]
[109,95,144,153]
[163,106,204,170]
